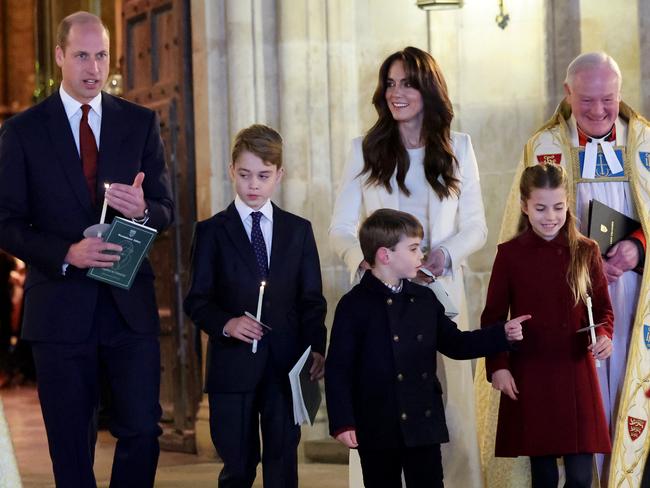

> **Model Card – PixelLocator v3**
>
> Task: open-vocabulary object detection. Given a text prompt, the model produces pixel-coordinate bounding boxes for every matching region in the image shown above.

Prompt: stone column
[579,0,640,109]
[277,0,334,441]
[543,0,581,118]
[638,0,650,116]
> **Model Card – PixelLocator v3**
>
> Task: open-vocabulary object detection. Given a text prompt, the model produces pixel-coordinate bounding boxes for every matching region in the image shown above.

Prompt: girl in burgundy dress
[482,163,614,488]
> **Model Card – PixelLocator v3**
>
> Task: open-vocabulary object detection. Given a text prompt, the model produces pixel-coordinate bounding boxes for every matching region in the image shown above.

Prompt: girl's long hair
[517,163,593,304]
[360,46,459,199]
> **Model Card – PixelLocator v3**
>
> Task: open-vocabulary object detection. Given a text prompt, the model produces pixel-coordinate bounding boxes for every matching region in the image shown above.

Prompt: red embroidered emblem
[536,154,562,164]
[627,416,647,441]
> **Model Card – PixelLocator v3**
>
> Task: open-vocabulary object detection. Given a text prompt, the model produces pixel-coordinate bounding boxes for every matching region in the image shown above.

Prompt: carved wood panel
[122,0,199,452]
[0,0,36,122]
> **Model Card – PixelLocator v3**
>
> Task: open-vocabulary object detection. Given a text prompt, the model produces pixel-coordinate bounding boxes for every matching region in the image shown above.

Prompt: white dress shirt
[59,85,102,154]
[234,195,273,267]
[59,86,102,275]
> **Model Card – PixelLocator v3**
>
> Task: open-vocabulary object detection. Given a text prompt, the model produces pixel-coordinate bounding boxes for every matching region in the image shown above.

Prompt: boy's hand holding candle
[223,315,263,343]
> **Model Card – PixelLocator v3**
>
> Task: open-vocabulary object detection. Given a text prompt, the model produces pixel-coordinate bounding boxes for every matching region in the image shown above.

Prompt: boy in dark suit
[184,124,327,488]
[325,209,529,488]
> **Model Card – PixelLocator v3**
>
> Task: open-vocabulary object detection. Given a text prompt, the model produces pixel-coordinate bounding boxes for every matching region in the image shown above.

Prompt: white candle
[253,281,265,353]
[100,183,110,224]
[586,295,601,367]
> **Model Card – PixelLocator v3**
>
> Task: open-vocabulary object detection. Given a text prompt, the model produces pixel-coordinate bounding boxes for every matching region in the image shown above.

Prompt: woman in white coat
[329,46,487,488]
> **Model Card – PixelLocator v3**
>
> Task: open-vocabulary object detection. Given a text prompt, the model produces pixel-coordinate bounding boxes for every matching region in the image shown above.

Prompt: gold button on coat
[401,412,408,421]
[386,298,393,305]
[425,410,432,418]
[397,373,404,381]
[421,372,428,380]
[416,334,423,342]
[393,335,400,342]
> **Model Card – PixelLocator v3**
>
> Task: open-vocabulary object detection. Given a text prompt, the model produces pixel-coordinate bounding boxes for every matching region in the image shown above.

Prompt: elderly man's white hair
[564,52,622,89]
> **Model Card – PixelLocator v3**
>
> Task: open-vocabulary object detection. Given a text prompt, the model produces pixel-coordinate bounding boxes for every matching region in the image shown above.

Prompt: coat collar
[359,270,430,297]
[517,225,569,248]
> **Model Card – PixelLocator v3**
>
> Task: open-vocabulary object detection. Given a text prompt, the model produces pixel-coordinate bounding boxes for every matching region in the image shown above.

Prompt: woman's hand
[423,248,445,276]
[491,369,519,401]
[412,269,434,285]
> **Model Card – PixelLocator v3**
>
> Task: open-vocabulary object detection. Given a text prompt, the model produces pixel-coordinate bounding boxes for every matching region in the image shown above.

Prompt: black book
[288,346,322,425]
[588,199,640,255]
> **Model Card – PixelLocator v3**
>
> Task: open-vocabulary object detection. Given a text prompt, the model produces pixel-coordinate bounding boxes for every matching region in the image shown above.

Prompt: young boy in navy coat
[184,124,327,488]
[325,209,528,488]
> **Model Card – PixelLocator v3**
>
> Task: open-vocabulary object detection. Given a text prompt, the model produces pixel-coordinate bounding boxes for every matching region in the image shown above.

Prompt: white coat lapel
[427,174,459,247]
[363,172,399,212]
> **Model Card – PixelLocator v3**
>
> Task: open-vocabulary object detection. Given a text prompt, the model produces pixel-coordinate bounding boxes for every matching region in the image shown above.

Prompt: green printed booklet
[87,217,157,290]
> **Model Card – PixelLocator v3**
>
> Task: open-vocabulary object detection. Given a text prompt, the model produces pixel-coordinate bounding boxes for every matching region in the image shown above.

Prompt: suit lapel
[267,203,289,284]
[365,173,399,212]
[45,93,94,219]
[96,94,129,189]
[223,204,261,280]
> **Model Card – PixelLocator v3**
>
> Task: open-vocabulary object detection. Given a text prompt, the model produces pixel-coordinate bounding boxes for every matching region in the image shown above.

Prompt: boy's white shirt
[234,195,273,267]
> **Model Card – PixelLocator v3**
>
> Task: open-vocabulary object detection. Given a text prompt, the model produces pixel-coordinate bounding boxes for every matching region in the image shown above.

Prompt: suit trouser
[357,444,443,488]
[31,286,162,488]
[208,363,300,488]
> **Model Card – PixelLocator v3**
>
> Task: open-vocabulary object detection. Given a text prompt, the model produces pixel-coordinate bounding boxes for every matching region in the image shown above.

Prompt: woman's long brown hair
[517,163,593,304]
[360,46,459,199]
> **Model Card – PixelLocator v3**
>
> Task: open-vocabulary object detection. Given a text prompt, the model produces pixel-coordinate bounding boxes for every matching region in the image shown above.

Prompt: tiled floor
[2,387,347,487]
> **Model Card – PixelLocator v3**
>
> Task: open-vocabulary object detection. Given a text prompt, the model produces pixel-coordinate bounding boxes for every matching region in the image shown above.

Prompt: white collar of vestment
[568,115,624,178]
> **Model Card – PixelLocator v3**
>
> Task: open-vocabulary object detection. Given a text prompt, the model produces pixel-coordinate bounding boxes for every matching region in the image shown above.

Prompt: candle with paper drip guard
[82,182,111,238]
[100,182,110,224]
[253,281,266,354]
[585,295,601,368]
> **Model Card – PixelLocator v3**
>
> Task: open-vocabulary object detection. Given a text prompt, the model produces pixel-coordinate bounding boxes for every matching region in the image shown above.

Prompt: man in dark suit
[0,11,173,487]
[184,124,327,488]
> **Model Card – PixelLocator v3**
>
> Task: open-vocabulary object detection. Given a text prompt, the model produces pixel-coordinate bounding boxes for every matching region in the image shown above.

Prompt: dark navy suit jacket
[0,91,173,342]
[183,202,327,392]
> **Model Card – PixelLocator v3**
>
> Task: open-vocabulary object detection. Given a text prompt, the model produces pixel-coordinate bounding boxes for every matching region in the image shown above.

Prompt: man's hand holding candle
[64,238,122,269]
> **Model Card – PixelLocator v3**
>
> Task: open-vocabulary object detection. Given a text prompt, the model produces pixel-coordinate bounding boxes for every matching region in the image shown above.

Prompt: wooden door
[121,0,200,452]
